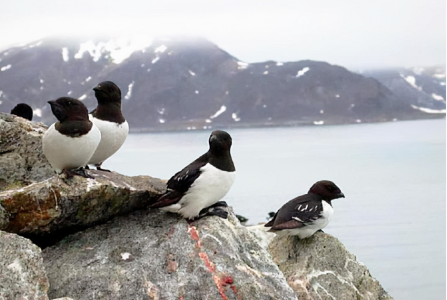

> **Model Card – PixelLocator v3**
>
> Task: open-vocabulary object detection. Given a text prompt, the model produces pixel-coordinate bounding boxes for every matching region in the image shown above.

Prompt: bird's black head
[93,81,122,105]
[48,97,89,123]
[209,130,232,156]
[11,103,33,121]
[308,180,345,201]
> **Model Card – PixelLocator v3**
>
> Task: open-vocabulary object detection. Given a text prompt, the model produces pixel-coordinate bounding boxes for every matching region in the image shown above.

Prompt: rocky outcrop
[0,231,49,300]
[42,208,298,300]
[0,170,165,247]
[268,232,393,300]
[0,113,54,191]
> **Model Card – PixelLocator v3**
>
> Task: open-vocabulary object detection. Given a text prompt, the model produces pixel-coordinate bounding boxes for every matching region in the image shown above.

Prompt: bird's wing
[150,154,208,208]
[271,195,323,230]
[149,190,183,208]
[166,158,206,193]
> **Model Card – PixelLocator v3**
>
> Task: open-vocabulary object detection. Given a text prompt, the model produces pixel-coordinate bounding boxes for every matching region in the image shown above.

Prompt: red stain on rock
[187,225,199,241]
[199,252,216,273]
[187,224,240,300]
[167,225,176,239]
[222,276,234,285]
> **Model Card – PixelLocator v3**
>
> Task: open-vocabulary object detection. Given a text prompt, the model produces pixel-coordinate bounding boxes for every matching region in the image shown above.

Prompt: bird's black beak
[338,193,345,198]
[48,100,65,121]
[210,134,218,142]
[47,100,59,107]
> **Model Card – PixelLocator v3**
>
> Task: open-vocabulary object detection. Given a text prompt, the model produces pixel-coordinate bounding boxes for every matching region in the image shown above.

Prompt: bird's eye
[327,186,333,191]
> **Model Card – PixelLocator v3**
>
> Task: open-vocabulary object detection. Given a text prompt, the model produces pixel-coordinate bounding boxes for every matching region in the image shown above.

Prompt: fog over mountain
[0,36,445,131]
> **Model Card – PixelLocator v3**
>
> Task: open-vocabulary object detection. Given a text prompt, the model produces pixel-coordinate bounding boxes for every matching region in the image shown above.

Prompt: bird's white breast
[164,163,236,219]
[42,123,101,173]
[88,116,129,165]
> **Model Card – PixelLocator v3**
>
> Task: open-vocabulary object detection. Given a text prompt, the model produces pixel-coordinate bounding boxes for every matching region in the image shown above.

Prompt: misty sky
[1,0,445,69]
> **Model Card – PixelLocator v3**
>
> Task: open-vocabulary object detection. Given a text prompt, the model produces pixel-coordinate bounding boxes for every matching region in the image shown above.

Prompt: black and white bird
[11,103,33,121]
[150,130,236,220]
[42,97,101,179]
[265,180,344,238]
[87,81,129,172]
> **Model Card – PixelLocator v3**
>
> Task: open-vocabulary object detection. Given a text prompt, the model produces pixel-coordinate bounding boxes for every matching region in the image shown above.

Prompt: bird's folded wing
[271,202,322,230]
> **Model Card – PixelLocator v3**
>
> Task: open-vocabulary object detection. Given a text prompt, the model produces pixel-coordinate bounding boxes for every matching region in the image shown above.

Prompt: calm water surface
[106,118,446,300]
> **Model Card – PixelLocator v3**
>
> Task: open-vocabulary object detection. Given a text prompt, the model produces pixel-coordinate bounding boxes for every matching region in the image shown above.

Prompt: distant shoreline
[128,114,446,133]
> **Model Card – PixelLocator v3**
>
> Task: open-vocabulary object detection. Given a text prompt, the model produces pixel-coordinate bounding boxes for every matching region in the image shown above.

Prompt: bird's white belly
[88,116,129,165]
[162,163,236,219]
[42,123,101,172]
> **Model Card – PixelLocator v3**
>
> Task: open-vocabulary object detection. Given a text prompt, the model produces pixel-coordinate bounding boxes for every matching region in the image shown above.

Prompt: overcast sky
[1,0,445,69]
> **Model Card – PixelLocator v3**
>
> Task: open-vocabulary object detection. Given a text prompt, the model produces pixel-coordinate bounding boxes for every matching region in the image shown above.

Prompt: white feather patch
[88,116,129,165]
[161,163,235,219]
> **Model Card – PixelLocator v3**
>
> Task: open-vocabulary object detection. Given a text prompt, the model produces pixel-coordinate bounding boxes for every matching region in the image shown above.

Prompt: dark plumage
[150,130,236,220]
[90,81,125,124]
[265,180,345,238]
[11,103,33,121]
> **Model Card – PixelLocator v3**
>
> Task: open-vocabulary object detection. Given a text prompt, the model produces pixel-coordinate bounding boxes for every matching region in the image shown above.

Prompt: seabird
[11,103,33,121]
[265,180,345,238]
[42,97,101,179]
[150,130,236,220]
[87,81,129,172]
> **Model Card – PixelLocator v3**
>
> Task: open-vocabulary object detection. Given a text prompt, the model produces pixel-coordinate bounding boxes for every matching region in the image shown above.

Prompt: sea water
[107,118,446,300]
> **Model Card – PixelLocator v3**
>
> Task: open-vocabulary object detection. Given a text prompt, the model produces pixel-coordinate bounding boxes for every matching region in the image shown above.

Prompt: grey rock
[246,224,276,250]
[0,231,49,300]
[0,170,165,247]
[43,208,298,300]
[268,231,393,300]
[0,113,54,191]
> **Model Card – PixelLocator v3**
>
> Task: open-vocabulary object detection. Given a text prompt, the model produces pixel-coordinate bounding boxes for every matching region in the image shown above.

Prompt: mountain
[362,66,446,113]
[0,36,444,131]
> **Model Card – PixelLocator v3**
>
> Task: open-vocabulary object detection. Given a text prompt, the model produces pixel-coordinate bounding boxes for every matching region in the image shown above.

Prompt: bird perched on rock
[265,180,344,238]
[150,130,236,220]
[42,97,101,179]
[87,81,129,172]
[11,103,33,121]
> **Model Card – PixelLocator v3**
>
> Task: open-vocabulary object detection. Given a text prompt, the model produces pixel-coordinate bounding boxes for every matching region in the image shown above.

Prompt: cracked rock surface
[268,232,393,300]
[42,208,298,300]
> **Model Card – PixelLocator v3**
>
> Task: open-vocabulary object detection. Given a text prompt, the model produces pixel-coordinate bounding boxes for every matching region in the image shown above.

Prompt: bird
[150,130,236,220]
[10,103,33,121]
[264,180,345,238]
[42,97,101,179]
[87,81,129,172]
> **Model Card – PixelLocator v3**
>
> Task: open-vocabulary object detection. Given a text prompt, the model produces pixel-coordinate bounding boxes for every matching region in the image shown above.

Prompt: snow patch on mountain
[210,106,226,119]
[74,37,152,64]
[411,105,446,113]
[124,81,135,100]
[296,67,310,78]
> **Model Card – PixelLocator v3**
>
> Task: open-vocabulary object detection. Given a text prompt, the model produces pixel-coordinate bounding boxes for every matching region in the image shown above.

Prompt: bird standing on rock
[265,180,344,238]
[11,103,33,121]
[42,97,101,179]
[150,130,236,221]
[87,81,129,172]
